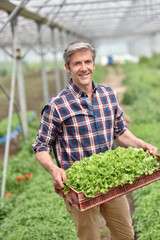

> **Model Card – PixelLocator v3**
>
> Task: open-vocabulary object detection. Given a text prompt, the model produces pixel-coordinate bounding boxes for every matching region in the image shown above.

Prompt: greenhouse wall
[129,34,160,57]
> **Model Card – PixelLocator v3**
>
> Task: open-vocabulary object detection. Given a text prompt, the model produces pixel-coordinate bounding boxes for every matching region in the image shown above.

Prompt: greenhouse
[0,1,160,239]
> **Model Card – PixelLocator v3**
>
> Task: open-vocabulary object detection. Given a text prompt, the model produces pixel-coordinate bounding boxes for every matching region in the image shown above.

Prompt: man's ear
[65,64,70,74]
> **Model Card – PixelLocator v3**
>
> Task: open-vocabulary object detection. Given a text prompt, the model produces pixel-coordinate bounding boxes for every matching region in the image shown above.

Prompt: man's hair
[63,40,96,68]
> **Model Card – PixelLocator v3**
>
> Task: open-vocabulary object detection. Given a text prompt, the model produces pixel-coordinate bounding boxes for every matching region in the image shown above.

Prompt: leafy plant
[139,54,160,69]
[132,181,160,240]
[0,120,78,239]
[129,123,160,151]
[64,147,159,197]
[92,64,108,84]
[127,98,160,124]
[0,111,36,137]
[122,61,160,240]
[0,169,77,240]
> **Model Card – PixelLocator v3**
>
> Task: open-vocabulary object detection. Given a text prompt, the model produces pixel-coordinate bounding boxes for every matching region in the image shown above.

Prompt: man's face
[65,49,95,90]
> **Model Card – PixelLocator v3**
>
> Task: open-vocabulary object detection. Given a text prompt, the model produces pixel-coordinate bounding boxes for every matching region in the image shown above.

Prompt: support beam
[0,0,29,34]
[37,23,49,103]
[51,28,61,95]
[1,17,18,198]
[0,82,23,136]
[0,0,83,37]
[17,49,28,139]
[0,0,50,24]
[60,30,68,89]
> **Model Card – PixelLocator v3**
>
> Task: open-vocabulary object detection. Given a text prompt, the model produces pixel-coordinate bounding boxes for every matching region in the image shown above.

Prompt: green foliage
[123,64,160,87]
[92,64,108,84]
[0,62,12,77]
[123,82,150,105]
[148,54,160,69]
[0,170,77,240]
[127,98,160,124]
[0,68,8,77]
[129,123,160,151]
[132,181,160,240]
[64,147,159,197]
[0,111,36,137]
[122,62,160,126]
[139,54,160,69]
[122,66,160,106]
[0,120,40,197]
[122,61,160,240]
[27,60,65,72]
[0,120,77,240]
[139,56,150,65]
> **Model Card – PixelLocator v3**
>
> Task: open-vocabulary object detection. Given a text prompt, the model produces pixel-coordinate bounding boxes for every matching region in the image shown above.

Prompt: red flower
[25,173,32,179]
[16,176,24,182]
[5,193,12,197]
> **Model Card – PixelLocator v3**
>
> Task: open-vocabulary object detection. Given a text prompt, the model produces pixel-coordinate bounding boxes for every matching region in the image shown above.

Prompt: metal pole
[0,82,23,134]
[60,30,68,88]
[51,28,61,95]
[17,49,28,139]
[37,23,49,103]
[1,18,17,198]
[0,0,29,34]
[0,46,13,58]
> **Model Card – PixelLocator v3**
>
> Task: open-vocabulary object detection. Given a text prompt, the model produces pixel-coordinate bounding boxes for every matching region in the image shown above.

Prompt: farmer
[32,41,158,240]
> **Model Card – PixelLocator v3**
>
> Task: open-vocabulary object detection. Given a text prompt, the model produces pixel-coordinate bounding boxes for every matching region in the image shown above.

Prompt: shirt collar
[68,78,97,98]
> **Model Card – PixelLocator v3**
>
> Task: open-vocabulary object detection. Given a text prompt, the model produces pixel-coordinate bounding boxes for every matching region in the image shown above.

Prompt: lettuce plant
[64,147,159,197]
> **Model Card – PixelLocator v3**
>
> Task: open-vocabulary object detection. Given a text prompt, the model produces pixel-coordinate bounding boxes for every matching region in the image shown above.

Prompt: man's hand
[35,151,67,189]
[143,143,158,155]
[116,129,158,154]
[51,166,67,189]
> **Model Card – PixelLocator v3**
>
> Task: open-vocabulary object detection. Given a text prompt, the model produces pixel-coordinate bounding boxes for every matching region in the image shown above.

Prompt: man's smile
[78,71,90,78]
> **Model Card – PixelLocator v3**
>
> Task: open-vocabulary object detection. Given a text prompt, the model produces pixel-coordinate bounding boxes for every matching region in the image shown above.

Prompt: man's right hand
[51,166,67,189]
[35,151,67,190]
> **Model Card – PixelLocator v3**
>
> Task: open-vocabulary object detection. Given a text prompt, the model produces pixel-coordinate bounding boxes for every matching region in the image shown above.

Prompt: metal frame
[1,0,160,197]
[0,0,160,47]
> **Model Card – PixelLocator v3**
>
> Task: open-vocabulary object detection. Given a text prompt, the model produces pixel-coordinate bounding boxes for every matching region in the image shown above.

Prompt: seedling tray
[55,154,160,211]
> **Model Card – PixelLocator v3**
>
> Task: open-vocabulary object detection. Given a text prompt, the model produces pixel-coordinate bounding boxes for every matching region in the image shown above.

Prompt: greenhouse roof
[1,0,160,198]
[0,0,160,48]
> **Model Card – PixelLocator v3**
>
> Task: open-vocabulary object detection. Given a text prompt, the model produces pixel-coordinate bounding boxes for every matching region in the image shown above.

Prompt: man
[32,41,158,240]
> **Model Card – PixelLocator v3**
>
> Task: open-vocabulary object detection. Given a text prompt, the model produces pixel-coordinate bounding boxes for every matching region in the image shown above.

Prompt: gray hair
[63,40,96,68]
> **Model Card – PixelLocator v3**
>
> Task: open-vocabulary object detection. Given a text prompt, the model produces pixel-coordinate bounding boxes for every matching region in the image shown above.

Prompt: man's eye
[74,62,80,66]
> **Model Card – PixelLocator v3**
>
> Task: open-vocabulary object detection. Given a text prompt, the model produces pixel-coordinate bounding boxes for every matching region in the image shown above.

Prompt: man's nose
[80,63,87,71]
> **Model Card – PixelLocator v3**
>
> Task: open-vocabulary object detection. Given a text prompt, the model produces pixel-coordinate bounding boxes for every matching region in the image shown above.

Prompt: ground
[0,64,135,239]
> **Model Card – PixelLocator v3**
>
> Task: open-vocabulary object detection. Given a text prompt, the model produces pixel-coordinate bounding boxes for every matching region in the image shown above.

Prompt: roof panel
[0,0,160,49]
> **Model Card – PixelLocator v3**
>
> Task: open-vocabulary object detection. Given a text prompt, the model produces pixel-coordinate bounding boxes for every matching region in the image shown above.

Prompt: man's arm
[115,129,158,154]
[35,151,67,189]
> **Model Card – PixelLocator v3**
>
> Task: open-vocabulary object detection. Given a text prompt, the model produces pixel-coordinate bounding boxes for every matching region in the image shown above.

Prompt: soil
[0,65,135,239]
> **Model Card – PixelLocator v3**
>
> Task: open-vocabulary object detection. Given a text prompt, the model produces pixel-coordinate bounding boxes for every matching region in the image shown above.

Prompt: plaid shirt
[32,79,127,170]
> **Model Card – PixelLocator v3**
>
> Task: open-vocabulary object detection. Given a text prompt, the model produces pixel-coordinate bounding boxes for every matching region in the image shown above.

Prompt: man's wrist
[138,139,146,149]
